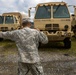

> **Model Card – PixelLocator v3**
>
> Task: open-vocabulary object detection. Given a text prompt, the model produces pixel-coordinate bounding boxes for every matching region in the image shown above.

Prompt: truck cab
[0,15,19,31]
[0,12,30,31]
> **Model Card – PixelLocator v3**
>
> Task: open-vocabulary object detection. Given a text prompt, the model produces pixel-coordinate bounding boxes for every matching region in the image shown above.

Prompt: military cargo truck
[29,2,72,48]
[2,12,29,26]
[0,12,29,31]
[0,15,19,31]
[71,6,76,37]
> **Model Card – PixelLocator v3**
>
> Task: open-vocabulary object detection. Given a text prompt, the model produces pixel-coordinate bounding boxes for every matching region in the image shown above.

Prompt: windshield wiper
[43,5,48,10]
[54,5,61,13]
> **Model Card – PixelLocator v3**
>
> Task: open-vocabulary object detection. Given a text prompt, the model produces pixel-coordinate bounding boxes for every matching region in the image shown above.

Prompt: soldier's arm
[0,31,17,41]
[38,31,48,44]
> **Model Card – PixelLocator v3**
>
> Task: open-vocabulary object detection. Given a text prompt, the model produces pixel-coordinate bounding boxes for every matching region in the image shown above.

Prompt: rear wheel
[64,38,71,49]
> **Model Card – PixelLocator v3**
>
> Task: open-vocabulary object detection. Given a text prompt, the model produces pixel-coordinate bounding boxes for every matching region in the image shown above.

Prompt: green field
[0,37,76,56]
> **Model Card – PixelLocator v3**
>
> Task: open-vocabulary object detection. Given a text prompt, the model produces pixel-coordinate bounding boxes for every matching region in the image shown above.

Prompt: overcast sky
[0,0,76,17]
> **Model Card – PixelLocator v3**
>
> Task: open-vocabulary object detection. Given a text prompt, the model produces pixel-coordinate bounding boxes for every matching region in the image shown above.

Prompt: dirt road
[0,44,76,75]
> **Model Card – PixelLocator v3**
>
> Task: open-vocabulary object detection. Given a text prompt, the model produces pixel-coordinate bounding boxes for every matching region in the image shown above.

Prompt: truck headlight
[64,25,69,31]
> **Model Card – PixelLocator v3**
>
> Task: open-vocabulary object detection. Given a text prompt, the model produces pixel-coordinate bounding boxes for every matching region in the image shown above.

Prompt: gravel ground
[0,45,76,75]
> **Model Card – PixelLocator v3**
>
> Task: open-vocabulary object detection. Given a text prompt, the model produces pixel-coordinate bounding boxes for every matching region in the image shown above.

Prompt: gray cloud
[0,0,76,17]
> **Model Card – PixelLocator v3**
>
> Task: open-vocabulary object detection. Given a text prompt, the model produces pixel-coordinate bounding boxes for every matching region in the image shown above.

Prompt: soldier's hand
[35,28,40,31]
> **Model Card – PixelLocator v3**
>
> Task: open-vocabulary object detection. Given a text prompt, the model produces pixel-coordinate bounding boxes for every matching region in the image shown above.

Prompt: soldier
[0,20,48,75]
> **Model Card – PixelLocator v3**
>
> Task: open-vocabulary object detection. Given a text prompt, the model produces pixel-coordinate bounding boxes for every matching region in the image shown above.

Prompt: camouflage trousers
[18,62,44,75]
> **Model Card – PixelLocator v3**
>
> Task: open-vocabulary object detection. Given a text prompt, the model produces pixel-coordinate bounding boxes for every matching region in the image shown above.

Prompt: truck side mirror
[28,7,36,17]
[71,14,75,16]
[28,8,31,17]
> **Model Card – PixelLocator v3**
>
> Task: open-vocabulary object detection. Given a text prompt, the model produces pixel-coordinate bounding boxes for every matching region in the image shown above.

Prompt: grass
[0,40,17,55]
[39,37,76,56]
[0,37,76,56]
[0,40,16,47]
[69,38,76,55]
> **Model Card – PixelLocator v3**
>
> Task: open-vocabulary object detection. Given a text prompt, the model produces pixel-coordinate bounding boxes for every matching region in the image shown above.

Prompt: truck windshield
[35,6,51,19]
[5,16,14,24]
[53,5,70,18]
[0,16,4,24]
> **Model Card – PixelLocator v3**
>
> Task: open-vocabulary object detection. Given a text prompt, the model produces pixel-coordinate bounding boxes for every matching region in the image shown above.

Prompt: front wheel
[64,38,71,49]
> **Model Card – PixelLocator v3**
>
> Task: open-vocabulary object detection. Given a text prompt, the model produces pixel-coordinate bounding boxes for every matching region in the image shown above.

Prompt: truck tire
[64,38,71,49]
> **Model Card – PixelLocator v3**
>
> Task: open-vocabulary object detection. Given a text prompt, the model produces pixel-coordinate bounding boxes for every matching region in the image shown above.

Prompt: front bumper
[43,31,73,42]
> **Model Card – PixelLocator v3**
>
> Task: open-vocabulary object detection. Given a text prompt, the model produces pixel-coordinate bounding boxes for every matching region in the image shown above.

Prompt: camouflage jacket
[0,27,48,63]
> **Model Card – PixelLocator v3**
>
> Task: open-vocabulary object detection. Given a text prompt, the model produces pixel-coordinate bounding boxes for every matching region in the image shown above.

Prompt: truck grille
[0,27,8,31]
[53,24,59,30]
[45,24,52,30]
[45,24,59,30]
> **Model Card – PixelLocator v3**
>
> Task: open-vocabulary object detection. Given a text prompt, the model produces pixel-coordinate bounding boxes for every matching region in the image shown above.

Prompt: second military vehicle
[0,15,19,31]
[0,12,29,31]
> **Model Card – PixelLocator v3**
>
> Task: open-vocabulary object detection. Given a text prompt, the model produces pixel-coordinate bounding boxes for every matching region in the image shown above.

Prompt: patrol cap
[22,20,31,27]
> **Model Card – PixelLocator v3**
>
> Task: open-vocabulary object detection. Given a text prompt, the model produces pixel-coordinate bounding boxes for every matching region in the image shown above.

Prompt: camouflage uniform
[0,27,48,75]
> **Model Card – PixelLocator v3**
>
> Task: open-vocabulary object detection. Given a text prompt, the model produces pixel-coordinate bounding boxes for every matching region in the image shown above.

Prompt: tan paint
[34,2,72,41]
[0,12,28,31]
